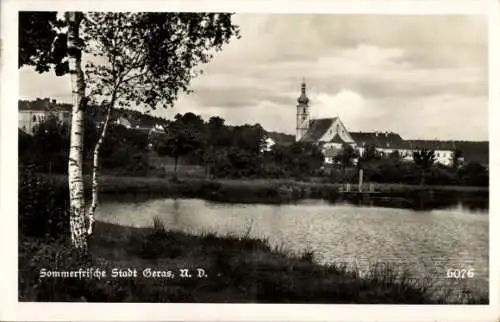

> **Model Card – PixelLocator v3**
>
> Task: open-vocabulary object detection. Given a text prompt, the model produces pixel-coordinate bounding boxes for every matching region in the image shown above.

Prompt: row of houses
[18,99,72,134]
[287,80,488,167]
[322,130,460,166]
[18,98,489,167]
[265,124,482,167]
[18,98,166,135]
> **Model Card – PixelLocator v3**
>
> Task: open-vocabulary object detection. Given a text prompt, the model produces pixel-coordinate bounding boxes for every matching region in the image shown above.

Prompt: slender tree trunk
[174,155,178,173]
[66,12,87,250]
[87,103,113,235]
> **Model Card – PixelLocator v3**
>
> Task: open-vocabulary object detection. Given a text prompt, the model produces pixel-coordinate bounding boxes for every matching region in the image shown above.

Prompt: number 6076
[446,268,474,278]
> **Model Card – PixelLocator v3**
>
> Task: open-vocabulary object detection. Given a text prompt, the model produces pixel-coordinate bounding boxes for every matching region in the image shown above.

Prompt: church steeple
[296,78,310,142]
[297,78,309,105]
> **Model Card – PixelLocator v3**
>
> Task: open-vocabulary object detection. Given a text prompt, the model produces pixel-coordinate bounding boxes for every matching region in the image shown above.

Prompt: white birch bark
[66,12,87,249]
[87,103,113,235]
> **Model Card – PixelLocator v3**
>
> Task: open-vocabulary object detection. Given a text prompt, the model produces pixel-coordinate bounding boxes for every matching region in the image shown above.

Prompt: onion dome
[297,80,309,105]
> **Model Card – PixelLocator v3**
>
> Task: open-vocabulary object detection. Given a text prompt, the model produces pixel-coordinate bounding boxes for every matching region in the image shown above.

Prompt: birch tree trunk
[87,103,113,235]
[66,12,87,250]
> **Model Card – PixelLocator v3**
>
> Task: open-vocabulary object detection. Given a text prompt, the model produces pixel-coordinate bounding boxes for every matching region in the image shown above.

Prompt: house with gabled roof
[18,98,72,135]
[350,131,414,159]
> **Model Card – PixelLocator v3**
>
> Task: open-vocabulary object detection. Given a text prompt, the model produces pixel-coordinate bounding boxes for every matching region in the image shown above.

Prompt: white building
[18,99,71,134]
[261,136,276,152]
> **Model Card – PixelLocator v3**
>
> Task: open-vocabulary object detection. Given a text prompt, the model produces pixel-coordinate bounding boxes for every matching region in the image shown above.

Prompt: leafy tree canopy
[82,12,240,110]
[413,148,436,169]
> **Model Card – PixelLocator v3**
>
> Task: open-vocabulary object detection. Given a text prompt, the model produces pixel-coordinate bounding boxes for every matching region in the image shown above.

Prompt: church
[293,80,459,166]
[295,80,358,163]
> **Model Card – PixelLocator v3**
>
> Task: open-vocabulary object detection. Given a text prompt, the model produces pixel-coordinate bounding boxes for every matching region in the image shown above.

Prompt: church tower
[296,79,310,141]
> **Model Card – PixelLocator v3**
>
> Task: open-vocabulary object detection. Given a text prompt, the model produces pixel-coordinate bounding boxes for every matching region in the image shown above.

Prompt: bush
[425,165,459,185]
[19,166,69,239]
[458,162,489,187]
[19,238,91,301]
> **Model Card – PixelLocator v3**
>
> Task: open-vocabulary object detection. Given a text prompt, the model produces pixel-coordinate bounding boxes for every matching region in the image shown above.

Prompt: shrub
[18,166,69,239]
[458,162,489,187]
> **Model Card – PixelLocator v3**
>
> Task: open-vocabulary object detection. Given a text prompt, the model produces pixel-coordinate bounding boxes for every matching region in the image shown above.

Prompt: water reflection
[97,197,489,295]
[331,193,488,212]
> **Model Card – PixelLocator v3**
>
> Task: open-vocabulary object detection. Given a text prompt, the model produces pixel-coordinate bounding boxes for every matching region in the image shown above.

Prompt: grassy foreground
[19,219,488,304]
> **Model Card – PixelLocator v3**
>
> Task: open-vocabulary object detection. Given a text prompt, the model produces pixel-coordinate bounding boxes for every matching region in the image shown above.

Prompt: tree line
[19,111,326,180]
[325,143,488,187]
[19,112,488,187]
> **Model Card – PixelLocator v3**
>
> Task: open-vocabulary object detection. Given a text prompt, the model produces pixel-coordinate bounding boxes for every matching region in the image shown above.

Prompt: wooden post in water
[358,169,364,192]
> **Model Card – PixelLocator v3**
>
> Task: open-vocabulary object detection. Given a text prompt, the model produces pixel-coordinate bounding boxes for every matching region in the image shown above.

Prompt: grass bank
[43,174,488,209]
[18,219,488,304]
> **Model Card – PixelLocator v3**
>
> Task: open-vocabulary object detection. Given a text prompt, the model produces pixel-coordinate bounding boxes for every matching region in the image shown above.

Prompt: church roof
[300,117,337,142]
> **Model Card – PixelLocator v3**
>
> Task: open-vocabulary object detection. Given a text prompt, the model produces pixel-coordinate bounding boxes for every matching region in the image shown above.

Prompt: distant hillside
[87,106,170,128]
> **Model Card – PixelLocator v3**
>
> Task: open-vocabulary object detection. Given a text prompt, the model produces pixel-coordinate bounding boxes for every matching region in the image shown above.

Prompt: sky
[19,13,489,140]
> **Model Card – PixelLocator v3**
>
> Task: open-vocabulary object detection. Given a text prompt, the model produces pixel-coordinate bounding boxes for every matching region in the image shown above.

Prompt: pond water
[97,198,489,295]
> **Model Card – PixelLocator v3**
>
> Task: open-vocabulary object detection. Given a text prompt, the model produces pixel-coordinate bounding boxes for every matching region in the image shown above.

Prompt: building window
[32,115,36,122]
[303,108,306,114]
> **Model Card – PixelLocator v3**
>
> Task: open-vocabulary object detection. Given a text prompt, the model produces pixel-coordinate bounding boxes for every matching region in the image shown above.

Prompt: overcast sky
[19,13,488,140]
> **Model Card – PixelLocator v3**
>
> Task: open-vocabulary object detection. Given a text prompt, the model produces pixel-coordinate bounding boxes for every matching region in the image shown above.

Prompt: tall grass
[152,216,166,235]
[19,216,488,303]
